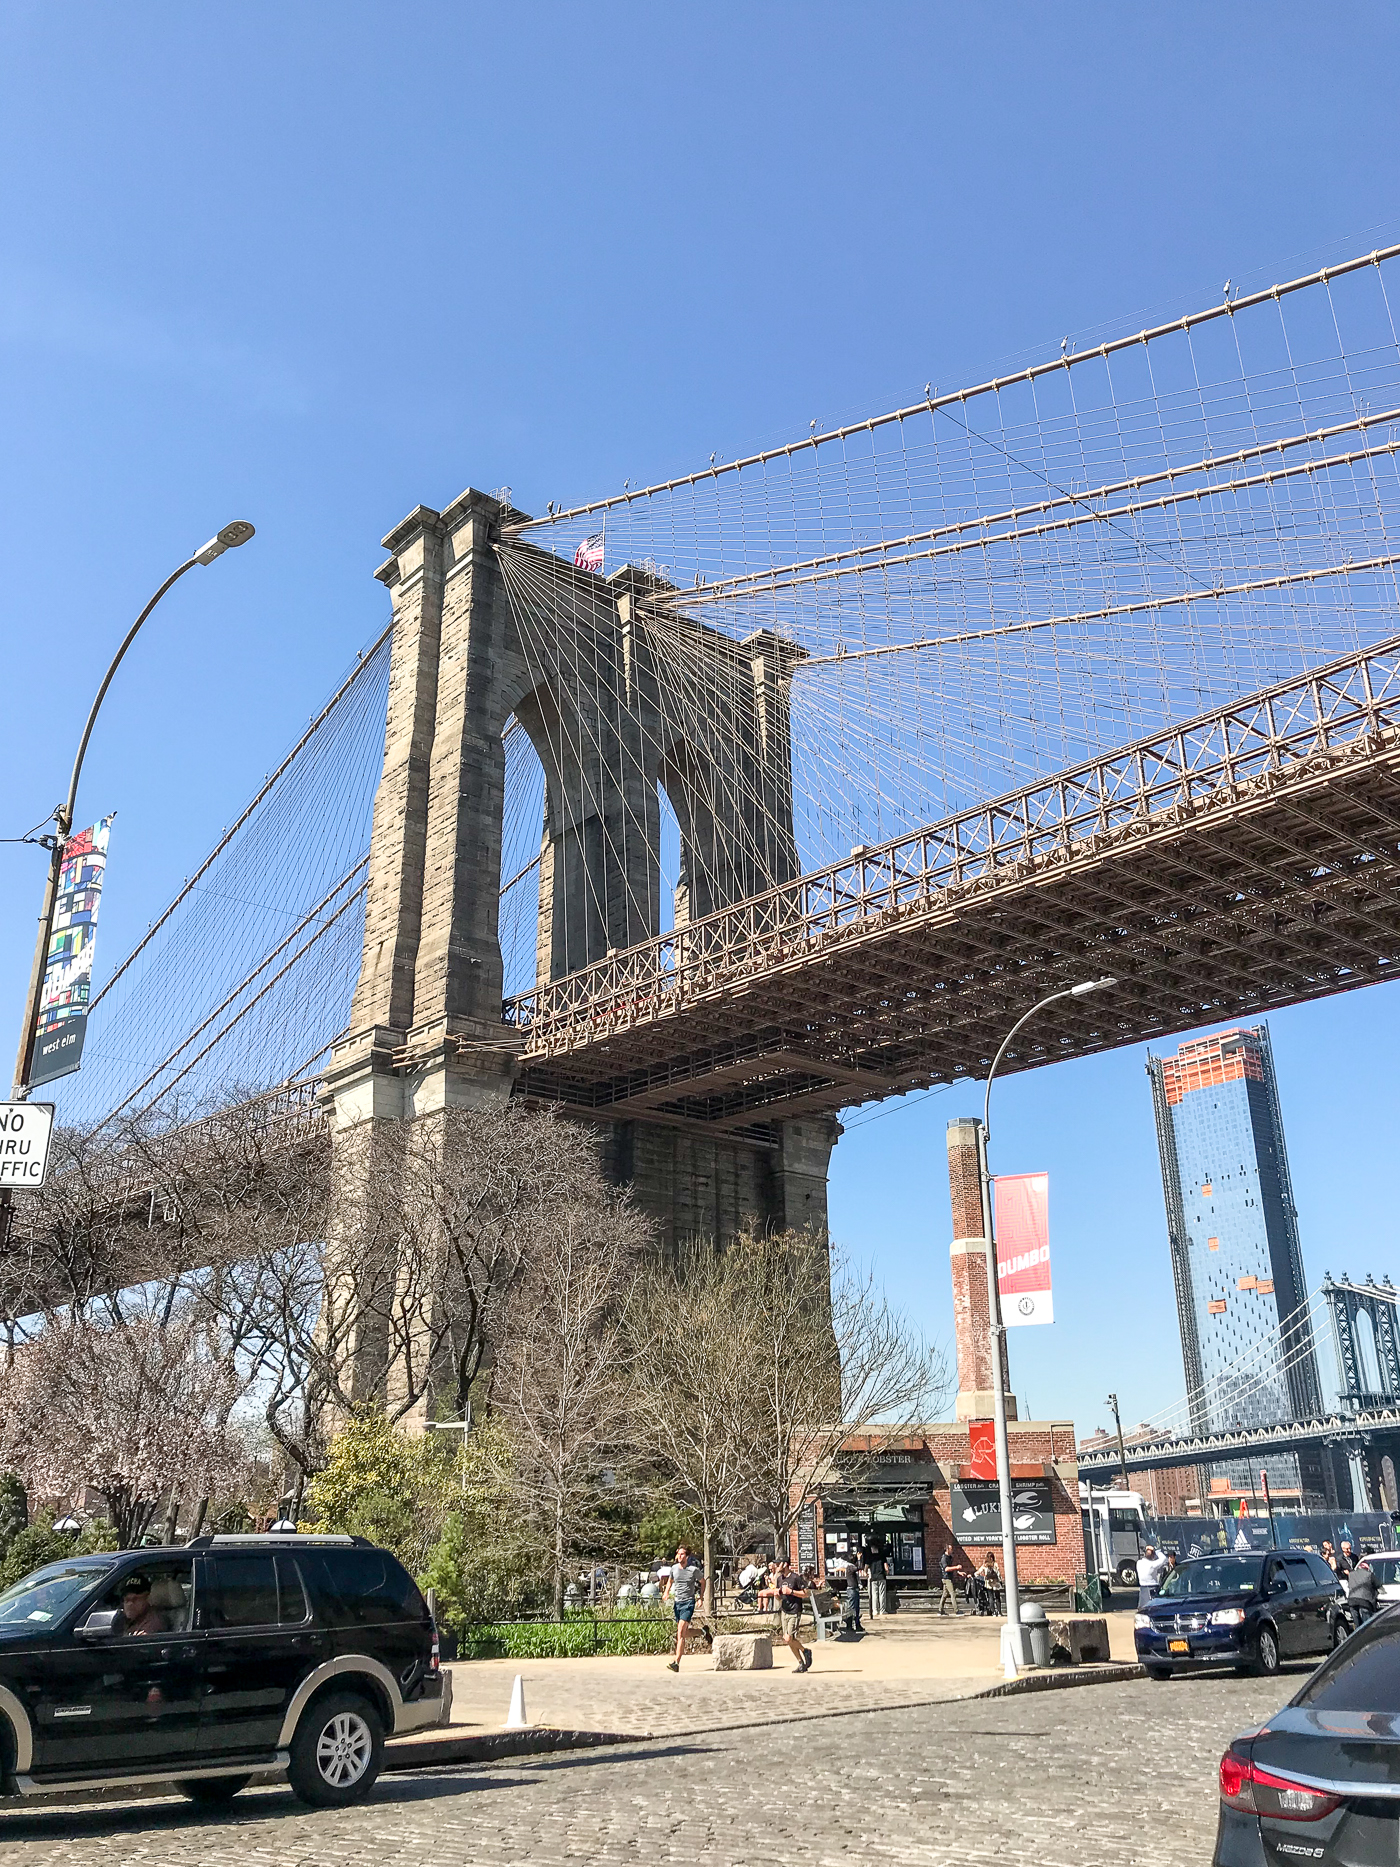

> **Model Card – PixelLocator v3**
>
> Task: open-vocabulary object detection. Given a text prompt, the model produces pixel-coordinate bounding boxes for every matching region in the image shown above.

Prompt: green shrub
[0,1474,27,1564]
[305,1409,456,1574]
[0,1520,71,1590]
[456,1611,675,1660]
[417,1418,549,1634]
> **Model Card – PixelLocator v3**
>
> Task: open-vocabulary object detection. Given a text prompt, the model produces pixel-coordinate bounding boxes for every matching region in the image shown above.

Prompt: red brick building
[801,1118,1087,1589]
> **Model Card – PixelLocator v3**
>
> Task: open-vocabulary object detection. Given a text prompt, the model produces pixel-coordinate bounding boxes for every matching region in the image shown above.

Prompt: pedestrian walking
[664,1545,704,1672]
[869,1549,890,1618]
[938,1547,963,1616]
[776,1562,813,1673]
[1136,1543,1168,1610]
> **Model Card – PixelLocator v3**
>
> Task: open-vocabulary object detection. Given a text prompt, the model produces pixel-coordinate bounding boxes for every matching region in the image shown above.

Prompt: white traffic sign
[0,1102,56,1189]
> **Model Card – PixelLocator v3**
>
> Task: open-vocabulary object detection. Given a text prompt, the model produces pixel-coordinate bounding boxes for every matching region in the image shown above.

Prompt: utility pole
[1106,1392,1131,1492]
[980,975,1115,1674]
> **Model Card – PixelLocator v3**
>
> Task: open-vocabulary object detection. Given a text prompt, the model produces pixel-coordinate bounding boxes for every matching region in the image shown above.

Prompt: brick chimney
[947,1117,1015,1421]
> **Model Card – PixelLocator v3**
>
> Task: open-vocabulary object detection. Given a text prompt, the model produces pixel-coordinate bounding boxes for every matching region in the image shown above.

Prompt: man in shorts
[777,1561,812,1672]
[664,1545,703,1671]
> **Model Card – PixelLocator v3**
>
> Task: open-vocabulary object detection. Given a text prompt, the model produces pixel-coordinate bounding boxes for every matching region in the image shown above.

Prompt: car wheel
[287,1692,384,1808]
[1145,1664,1172,1680]
[1252,1625,1281,1676]
[1332,1620,1350,1650]
[175,1775,251,1805]
[1117,1562,1138,1588]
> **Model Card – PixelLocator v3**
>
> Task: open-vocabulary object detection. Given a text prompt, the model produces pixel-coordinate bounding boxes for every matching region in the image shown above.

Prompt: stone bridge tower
[320,489,836,1247]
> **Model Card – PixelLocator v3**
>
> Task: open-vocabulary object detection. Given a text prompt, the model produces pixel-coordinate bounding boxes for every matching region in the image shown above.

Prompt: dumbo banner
[994,1171,1052,1326]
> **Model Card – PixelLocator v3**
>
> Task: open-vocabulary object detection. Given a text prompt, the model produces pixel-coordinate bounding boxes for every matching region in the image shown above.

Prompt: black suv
[0,1533,445,1809]
[1135,1550,1342,1678]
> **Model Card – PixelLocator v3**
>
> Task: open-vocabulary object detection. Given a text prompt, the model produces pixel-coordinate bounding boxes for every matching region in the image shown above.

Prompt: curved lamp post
[978,974,1116,1672]
[12,521,255,1097]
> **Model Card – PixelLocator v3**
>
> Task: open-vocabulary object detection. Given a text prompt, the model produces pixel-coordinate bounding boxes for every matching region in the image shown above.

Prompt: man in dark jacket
[1347,1560,1379,1626]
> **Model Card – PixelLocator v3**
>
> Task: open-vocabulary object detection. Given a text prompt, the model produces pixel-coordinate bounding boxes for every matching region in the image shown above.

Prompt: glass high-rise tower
[1147,1023,1326,1503]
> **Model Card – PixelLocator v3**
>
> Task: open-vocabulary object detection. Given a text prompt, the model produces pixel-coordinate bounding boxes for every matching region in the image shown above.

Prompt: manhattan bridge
[26,245,1400,1482]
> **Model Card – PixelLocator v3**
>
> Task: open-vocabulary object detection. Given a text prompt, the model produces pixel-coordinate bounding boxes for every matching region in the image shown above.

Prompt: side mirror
[76,1609,123,1639]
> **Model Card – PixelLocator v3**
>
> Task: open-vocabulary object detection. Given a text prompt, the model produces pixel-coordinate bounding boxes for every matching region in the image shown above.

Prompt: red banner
[967,1419,998,1479]
[994,1172,1052,1326]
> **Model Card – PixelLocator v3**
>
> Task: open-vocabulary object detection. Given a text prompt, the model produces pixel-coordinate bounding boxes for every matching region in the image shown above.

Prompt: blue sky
[3,3,1399,1439]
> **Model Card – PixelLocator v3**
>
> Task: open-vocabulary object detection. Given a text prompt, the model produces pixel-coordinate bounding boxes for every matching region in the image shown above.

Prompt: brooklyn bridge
[17,244,1400,1397]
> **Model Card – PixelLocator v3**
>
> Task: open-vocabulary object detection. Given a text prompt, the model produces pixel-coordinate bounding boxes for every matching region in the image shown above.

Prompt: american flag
[574,532,605,573]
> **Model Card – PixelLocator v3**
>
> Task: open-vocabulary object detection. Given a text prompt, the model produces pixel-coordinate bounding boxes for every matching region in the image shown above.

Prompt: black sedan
[1137,1551,1340,1678]
[1216,1606,1400,1865]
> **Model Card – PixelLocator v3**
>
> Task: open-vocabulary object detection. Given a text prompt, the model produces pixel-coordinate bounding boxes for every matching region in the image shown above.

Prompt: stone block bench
[1047,1615,1111,1664]
[713,1633,772,1670]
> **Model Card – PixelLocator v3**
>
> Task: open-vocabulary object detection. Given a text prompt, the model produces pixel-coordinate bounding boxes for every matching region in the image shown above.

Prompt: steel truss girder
[509,634,1400,1130]
[1078,1404,1400,1476]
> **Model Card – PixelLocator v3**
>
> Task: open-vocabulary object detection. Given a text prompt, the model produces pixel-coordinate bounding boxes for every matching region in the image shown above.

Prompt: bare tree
[0,1305,248,1546]
[628,1240,762,1613]
[487,1189,650,1618]
[713,1230,950,1565]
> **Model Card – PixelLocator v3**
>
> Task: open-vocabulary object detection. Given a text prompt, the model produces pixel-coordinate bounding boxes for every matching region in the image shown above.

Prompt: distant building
[1146,1023,1328,1505]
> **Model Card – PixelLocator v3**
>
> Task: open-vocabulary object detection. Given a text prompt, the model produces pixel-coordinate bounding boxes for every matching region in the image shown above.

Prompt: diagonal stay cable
[92,859,369,1133]
[797,553,1400,670]
[112,877,369,1132]
[90,622,392,1014]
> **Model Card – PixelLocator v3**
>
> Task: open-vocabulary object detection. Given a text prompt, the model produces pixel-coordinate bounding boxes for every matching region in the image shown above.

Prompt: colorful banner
[31,816,113,1087]
[967,1419,998,1480]
[995,1170,1053,1326]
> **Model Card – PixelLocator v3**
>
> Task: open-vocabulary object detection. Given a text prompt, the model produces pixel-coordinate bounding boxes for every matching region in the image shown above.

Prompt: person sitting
[118,1575,169,1638]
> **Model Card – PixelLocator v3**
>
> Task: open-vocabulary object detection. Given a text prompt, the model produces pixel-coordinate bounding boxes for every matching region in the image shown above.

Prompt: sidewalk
[415,1610,1140,1748]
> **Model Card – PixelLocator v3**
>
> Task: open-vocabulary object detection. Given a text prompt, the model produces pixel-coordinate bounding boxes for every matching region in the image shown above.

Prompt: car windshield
[1157,1555,1264,1598]
[0,1560,112,1636]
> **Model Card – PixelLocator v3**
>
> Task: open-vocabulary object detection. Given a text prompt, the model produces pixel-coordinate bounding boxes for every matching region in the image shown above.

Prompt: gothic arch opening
[1356,1305,1384,1398]
[499,714,547,998]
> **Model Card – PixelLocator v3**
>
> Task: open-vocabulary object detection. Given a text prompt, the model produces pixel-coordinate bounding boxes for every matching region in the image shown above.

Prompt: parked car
[1135,1550,1341,1678]
[1215,1604,1400,1865]
[1353,1550,1400,1605]
[0,1533,444,1810]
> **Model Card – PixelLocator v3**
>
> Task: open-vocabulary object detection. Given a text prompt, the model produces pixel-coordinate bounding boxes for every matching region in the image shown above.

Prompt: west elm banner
[31,817,113,1088]
[995,1171,1052,1326]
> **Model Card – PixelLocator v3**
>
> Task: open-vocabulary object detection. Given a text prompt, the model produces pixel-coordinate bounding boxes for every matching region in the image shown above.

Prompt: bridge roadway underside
[512,736,1400,1146]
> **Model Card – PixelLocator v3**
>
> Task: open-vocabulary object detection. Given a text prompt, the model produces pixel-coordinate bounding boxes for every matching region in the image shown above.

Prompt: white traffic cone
[506,1674,529,1729]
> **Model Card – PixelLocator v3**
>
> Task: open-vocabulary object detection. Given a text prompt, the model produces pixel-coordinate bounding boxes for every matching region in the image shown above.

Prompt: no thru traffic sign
[0,1102,56,1188]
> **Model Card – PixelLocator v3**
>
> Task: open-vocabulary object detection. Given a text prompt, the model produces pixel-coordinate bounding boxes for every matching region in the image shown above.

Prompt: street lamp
[11,523,255,1098]
[977,974,1115,1673]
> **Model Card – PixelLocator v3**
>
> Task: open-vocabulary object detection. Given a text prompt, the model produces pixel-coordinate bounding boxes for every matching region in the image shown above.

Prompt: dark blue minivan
[1135,1550,1340,1678]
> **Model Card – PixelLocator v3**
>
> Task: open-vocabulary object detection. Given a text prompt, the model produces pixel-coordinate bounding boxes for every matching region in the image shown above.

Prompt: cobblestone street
[0,1672,1289,1867]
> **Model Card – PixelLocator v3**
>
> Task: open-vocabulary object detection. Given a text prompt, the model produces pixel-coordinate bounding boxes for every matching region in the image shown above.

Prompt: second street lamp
[978,974,1116,1674]
[11,521,256,1099]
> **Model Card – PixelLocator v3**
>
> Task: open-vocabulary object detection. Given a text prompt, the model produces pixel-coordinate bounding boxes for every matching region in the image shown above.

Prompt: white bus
[1079,1482,1149,1587]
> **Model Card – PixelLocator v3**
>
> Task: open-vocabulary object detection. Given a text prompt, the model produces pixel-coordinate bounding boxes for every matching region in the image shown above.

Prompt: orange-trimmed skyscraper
[1146,1024,1329,1506]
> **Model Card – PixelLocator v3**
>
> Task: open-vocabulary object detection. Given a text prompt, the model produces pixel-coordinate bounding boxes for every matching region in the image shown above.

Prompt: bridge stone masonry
[319,489,836,1248]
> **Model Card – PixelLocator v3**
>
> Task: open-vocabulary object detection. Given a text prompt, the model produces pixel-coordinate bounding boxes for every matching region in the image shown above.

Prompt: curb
[384,1726,634,1770]
[978,1662,1146,1697]
[387,1663,1147,1768]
